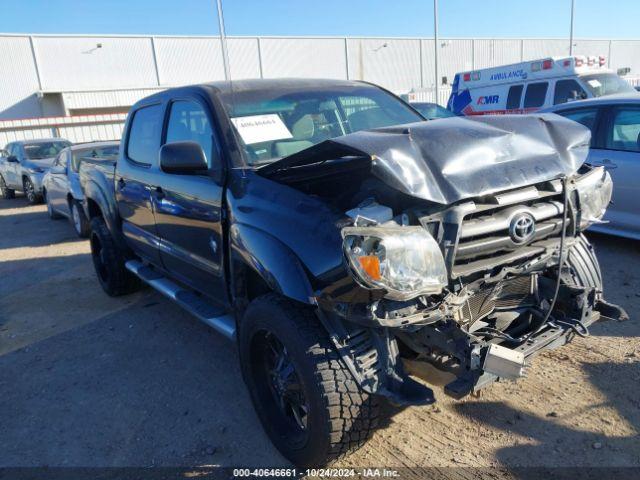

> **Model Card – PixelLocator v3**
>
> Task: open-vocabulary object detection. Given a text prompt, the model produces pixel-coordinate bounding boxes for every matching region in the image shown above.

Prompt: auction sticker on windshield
[231,114,293,145]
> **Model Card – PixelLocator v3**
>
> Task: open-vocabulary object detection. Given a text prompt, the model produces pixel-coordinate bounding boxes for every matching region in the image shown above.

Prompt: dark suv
[79,78,624,466]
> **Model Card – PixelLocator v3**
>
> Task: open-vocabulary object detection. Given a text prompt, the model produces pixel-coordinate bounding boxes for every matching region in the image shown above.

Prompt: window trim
[124,101,164,168]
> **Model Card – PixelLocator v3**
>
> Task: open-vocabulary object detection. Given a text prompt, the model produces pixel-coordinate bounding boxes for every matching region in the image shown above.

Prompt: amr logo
[477,95,499,105]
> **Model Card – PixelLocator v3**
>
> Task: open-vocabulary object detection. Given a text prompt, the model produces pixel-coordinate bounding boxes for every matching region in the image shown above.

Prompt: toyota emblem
[509,212,536,244]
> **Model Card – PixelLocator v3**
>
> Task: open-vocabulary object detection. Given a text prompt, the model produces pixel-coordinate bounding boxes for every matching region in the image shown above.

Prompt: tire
[23,177,42,204]
[239,293,380,467]
[564,234,603,294]
[89,217,140,296]
[44,190,63,219]
[0,174,15,199]
[70,200,90,238]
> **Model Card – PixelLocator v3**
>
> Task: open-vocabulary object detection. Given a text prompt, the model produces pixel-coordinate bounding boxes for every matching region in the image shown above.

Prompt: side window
[54,151,66,167]
[606,107,640,153]
[554,79,587,105]
[555,108,599,147]
[506,85,523,110]
[165,100,217,167]
[523,82,549,109]
[126,104,163,166]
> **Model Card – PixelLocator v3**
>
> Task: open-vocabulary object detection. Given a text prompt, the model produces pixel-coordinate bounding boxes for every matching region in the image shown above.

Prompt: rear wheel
[70,200,90,237]
[89,217,140,296]
[239,293,380,467]
[0,174,15,199]
[23,177,41,204]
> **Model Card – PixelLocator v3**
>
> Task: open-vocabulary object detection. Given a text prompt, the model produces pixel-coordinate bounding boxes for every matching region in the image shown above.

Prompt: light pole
[434,0,439,104]
[214,0,231,81]
[569,0,575,55]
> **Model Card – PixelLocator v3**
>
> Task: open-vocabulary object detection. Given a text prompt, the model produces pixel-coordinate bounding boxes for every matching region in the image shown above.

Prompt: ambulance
[447,55,637,115]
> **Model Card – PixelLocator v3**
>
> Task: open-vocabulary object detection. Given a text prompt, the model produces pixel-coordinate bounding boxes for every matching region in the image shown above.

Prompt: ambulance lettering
[477,95,499,105]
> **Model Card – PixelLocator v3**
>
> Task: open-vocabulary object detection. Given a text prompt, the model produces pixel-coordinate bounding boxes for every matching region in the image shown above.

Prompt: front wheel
[89,217,140,296]
[70,200,90,237]
[0,174,15,199]
[239,293,380,467]
[23,177,42,204]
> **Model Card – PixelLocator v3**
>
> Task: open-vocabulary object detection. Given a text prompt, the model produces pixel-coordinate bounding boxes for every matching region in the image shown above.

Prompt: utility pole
[214,0,231,81]
[434,0,439,104]
[569,0,575,55]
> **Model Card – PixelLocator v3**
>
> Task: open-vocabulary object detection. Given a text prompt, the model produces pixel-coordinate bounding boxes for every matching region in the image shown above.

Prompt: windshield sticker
[587,79,602,88]
[230,114,293,145]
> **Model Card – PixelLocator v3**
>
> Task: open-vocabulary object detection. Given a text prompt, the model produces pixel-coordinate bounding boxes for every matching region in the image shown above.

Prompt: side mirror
[159,141,208,174]
[7,155,18,163]
[50,165,66,175]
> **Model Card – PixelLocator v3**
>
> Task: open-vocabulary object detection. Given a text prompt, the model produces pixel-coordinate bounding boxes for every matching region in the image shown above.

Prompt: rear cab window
[126,104,164,166]
[524,82,549,109]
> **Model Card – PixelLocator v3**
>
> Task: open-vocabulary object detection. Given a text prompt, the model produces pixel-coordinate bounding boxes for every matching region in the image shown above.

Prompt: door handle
[153,186,165,200]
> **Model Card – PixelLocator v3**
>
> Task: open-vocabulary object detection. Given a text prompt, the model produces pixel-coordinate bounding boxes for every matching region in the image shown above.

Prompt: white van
[447,55,637,115]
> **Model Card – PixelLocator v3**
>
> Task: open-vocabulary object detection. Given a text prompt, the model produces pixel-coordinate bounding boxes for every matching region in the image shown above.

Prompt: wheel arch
[229,223,315,312]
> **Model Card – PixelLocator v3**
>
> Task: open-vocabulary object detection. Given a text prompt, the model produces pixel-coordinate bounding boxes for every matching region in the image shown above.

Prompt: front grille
[451,182,567,277]
[462,275,536,324]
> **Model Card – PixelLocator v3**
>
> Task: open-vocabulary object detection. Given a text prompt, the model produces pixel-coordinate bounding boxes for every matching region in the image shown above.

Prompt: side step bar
[125,260,236,340]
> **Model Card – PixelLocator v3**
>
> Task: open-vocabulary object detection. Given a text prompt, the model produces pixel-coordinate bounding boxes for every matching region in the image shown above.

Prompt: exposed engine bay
[260,113,627,403]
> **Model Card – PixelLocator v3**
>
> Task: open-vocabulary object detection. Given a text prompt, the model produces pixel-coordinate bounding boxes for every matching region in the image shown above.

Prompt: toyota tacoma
[78,79,625,466]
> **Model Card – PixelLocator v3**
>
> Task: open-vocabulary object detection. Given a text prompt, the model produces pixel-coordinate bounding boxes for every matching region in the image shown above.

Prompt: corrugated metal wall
[0,34,639,124]
[33,36,158,90]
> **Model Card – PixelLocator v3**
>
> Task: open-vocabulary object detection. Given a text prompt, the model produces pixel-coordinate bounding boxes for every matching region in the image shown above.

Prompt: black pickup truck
[79,78,625,466]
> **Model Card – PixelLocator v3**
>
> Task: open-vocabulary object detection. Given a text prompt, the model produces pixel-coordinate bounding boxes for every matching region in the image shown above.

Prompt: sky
[2,0,640,38]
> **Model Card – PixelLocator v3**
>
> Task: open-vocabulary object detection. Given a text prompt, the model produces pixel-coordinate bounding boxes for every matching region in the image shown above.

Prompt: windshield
[580,73,636,97]
[24,141,71,160]
[220,84,423,166]
[411,103,456,120]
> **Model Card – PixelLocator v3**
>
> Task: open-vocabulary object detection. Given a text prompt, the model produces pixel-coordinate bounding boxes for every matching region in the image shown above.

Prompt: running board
[125,260,235,340]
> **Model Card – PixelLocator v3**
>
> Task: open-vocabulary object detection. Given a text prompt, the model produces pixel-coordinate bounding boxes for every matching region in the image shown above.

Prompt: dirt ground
[0,195,638,476]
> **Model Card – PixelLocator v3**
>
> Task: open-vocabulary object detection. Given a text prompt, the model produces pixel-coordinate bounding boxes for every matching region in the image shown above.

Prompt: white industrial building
[0,33,639,143]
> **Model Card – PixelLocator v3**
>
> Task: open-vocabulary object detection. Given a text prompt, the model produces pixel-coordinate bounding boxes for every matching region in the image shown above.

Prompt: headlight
[28,167,44,174]
[342,226,447,300]
[575,167,613,229]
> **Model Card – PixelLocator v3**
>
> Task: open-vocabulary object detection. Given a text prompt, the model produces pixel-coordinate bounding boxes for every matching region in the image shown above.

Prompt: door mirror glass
[7,155,18,163]
[159,141,208,174]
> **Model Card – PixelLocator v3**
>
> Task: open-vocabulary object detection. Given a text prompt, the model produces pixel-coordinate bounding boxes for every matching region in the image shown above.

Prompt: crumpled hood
[260,113,590,205]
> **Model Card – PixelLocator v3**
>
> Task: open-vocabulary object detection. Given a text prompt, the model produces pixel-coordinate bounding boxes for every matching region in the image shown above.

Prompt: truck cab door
[153,98,227,305]
[116,103,164,266]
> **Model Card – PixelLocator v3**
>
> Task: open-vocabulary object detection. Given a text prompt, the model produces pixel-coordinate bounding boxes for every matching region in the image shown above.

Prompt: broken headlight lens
[575,166,613,229]
[342,226,447,300]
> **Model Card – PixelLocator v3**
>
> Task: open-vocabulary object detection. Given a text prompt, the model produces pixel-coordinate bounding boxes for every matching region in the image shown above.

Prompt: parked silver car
[42,141,119,237]
[0,139,72,204]
[544,93,640,240]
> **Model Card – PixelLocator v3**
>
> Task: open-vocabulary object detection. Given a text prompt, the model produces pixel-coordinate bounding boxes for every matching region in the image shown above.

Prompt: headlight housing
[575,166,612,229]
[342,226,447,300]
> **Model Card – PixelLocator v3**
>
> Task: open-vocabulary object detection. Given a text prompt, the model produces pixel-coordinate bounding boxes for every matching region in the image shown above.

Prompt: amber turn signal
[357,255,381,281]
